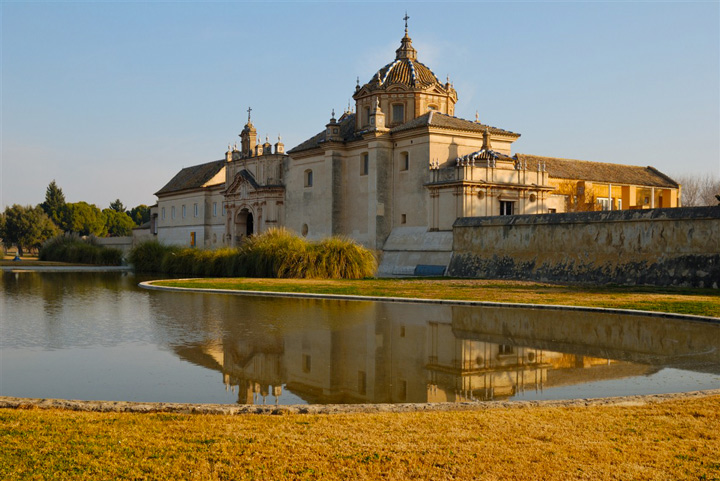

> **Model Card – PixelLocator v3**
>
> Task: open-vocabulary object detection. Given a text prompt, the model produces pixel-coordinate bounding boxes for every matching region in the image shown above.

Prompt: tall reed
[129,229,377,279]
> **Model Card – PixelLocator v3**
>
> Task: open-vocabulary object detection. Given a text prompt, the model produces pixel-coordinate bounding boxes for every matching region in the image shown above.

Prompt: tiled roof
[155,159,225,196]
[288,114,361,154]
[365,58,441,91]
[515,154,679,188]
[391,111,520,137]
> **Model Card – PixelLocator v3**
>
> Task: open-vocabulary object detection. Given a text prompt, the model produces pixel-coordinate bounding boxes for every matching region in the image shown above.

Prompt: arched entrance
[235,208,254,244]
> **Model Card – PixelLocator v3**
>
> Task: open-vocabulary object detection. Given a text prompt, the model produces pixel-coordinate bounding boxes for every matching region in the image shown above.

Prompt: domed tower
[353,17,458,131]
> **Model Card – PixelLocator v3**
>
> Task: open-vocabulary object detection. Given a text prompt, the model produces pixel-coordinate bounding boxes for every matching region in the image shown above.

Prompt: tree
[65,202,107,237]
[128,204,151,226]
[103,208,135,236]
[675,173,720,206]
[109,199,126,213]
[40,180,67,227]
[1,204,59,256]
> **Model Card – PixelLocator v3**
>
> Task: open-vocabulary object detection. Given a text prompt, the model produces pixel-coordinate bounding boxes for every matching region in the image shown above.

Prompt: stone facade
[154,23,681,264]
[448,206,720,287]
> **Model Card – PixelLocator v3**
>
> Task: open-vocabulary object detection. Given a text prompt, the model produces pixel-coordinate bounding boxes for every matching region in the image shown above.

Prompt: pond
[1,271,718,405]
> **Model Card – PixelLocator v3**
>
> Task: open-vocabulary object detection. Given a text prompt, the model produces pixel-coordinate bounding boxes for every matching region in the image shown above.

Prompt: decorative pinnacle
[403,11,409,34]
[475,111,479,123]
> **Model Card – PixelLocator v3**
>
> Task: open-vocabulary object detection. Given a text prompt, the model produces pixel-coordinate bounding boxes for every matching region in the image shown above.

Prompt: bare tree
[674,173,720,206]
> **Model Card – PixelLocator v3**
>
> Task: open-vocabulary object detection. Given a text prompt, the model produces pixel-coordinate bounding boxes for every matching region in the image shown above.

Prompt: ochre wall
[448,206,720,288]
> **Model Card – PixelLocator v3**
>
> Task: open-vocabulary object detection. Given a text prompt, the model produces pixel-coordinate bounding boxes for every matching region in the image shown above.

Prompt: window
[190,232,196,247]
[392,104,405,124]
[597,197,610,211]
[400,152,409,171]
[171,206,176,219]
[401,213,406,224]
[222,204,226,216]
[302,354,311,373]
[499,201,514,216]
[194,203,198,217]
[161,207,165,220]
[182,205,186,218]
[213,202,217,217]
[400,325,406,338]
[364,107,370,126]
[361,153,369,176]
[498,344,514,355]
[548,208,557,214]
[304,169,313,187]
[428,104,438,111]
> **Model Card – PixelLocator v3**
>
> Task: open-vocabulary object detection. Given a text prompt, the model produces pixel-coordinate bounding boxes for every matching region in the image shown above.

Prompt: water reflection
[148,288,719,405]
[2,271,718,405]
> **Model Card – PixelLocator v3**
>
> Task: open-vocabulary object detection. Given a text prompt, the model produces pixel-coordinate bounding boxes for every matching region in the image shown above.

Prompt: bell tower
[239,106,257,157]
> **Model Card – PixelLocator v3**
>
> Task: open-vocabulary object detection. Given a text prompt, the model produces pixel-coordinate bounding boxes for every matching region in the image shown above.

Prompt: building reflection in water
[150,292,719,406]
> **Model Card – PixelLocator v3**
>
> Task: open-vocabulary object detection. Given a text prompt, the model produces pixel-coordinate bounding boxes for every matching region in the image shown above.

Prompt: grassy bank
[151,278,720,318]
[2,394,718,480]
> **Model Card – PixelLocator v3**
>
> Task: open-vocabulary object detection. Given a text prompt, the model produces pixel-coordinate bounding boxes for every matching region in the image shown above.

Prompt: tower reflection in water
[152,292,719,405]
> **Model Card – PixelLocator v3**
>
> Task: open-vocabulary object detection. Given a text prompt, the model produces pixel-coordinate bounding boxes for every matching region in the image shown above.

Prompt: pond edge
[138,280,720,324]
[2,390,718,415]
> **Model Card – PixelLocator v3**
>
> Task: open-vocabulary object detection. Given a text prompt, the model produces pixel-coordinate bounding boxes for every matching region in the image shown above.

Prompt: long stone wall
[448,206,720,288]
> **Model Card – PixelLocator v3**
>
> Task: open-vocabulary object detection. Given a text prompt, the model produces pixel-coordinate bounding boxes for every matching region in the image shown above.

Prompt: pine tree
[41,180,67,227]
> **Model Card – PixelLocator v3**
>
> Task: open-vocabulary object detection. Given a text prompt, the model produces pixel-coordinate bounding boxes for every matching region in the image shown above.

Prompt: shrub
[127,229,377,279]
[310,236,377,279]
[39,233,123,266]
[241,227,311,278]
[128,240,179,273]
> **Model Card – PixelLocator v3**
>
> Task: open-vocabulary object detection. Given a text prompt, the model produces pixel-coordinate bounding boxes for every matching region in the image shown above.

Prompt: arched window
[304,169,313,187]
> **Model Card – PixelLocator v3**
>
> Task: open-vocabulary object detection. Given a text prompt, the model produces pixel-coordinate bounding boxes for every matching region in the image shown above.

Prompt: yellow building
[517,154,680,212]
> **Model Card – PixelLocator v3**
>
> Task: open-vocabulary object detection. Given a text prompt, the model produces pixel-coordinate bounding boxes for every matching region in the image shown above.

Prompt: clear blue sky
[2,1,718,210]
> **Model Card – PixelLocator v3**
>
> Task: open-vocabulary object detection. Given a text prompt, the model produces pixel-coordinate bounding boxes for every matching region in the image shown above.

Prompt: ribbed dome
[363,32,443,92]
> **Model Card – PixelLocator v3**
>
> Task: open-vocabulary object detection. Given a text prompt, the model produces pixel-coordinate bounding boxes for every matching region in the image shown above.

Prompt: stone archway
[235,207,254,244]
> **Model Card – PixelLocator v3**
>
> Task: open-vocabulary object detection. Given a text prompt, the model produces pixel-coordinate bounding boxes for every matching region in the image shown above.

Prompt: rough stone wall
[448,206,720,288]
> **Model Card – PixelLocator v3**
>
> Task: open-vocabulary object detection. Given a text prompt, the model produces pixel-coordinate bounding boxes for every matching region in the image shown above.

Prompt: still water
[1,271,718,405]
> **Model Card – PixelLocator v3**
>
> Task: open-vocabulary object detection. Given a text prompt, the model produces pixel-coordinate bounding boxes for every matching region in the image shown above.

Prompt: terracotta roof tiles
[155,159,225,196]
[516,154,679,188]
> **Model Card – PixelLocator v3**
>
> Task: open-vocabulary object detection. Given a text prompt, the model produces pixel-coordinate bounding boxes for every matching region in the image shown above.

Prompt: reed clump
[39,233,123,265]
[129,228,377,279]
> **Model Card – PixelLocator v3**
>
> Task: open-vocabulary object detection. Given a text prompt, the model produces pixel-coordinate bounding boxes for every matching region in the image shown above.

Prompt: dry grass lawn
[153,278,720,318]
[2,395,719,480]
